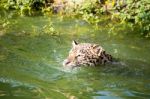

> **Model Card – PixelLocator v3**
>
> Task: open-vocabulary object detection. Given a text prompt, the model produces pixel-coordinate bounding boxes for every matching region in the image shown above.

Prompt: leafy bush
[75,1,104,25]
[1,0,150,38]
[0,0,46,16]
[75,0,150,37]
[115,0,150,37]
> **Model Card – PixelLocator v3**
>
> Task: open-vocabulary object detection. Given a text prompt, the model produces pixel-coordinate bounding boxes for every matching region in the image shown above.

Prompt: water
[0,15,150,99]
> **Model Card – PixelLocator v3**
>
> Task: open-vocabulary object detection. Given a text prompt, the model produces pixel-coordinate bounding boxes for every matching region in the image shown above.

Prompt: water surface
[0,15,150,99]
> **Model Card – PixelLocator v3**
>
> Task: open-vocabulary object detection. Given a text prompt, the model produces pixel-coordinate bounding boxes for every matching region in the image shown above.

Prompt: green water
[0,15,150,99]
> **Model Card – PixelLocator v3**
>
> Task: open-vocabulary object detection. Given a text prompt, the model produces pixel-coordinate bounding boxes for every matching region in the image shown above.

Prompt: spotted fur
[63,41,112,67]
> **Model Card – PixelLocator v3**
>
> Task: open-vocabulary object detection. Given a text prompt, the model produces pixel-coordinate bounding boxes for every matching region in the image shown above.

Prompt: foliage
[74,1,105,25]
[0,0,150,38]
[114,0,150,37]
[75,0,150,37]
[0,0,46,16]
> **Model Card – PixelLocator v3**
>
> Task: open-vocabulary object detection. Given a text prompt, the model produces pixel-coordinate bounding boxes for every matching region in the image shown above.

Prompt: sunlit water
[0,14,150,99]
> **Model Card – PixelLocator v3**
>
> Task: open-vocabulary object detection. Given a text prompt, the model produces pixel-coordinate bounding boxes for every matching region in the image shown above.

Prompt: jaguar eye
[75,55,81,58]
[78,55,81,56]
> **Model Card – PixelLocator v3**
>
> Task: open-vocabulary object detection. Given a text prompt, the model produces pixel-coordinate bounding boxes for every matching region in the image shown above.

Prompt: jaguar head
[63,40,103,67]
[63,40,81,67]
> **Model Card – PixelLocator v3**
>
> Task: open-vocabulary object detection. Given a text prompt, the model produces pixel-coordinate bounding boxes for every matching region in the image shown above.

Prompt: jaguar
[63,40,112,67]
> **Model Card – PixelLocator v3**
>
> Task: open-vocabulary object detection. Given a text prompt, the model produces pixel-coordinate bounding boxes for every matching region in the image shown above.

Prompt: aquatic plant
[42,22,59,36]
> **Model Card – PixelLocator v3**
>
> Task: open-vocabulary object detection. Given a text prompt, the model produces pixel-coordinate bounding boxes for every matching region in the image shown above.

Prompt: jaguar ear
[92,45,103,56]
[72,40,78,47]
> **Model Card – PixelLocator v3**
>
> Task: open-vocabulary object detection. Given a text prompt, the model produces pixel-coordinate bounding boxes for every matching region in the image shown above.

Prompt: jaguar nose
[63,59,70,66]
